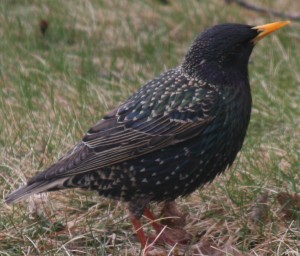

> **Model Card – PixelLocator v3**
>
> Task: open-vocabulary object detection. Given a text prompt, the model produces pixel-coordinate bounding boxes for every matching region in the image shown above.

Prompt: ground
[0,0,299,255]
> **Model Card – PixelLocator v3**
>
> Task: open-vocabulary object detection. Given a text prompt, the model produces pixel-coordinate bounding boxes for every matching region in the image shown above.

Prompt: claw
[129,207,191,248]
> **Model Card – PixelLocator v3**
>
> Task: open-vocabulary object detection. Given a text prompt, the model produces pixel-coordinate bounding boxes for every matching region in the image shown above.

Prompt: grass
[0,0,299,255]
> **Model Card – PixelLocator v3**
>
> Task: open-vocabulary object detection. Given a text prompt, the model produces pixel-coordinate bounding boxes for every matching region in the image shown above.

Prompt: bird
[5,21,290,247]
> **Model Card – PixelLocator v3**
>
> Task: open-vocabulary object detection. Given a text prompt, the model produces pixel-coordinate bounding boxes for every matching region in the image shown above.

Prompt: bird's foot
[129,206,191,249]
[144,206,192,246]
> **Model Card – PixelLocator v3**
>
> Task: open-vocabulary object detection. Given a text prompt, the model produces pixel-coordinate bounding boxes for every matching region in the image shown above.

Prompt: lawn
[0,0,299,255]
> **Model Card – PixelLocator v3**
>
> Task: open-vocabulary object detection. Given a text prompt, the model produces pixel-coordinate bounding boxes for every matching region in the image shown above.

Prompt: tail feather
[5,178,68,205]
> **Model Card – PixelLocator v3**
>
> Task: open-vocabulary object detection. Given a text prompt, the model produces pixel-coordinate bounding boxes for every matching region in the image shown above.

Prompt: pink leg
[129,213,148,248]
[144,207,165,233]
[129,207,190,248]
[144,207,180,246]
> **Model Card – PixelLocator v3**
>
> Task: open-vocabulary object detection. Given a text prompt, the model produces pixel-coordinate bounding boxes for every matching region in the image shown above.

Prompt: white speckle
[156,181,161,185]
[142,178,148,183]
[200,150,205,155]
[155,158,160,162]
[140,168,146,172]
[174,185,179,189]
[129,165,135,171]
[152,172,157,176]
[159,160,164,165]
[184,147,190,156]
[171,171,175,175]
[174,155,179,159]
[130,177,136,182]
[165,176,170,180]
[188,81,194,86]
[152,111,158,117]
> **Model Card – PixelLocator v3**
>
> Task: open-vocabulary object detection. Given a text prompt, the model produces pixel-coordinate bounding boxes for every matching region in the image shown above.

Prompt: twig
[225,0,300,22]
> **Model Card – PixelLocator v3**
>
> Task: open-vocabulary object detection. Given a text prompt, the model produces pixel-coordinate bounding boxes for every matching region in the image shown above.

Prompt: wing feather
[28,68,220,183]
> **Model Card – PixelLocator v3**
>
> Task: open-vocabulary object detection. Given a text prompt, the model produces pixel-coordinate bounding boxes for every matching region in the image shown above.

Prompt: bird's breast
[194,83,252,166]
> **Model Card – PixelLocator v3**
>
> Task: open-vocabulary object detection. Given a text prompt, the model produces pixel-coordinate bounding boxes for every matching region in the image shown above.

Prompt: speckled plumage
[5,21,289,246]
[6,65,250,213]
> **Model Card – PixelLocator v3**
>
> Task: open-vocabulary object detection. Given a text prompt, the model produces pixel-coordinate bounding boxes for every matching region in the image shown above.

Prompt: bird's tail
[5,178,68,205]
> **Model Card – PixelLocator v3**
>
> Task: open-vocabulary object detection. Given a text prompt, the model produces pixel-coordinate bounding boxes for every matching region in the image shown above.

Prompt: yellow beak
[252,21,290,43]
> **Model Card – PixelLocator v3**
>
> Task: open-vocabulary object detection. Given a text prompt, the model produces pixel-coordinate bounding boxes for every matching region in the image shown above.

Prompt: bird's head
[182,21,290,83]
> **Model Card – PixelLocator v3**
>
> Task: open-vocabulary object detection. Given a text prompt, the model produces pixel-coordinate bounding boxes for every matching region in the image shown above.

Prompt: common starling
[5,21,290,247]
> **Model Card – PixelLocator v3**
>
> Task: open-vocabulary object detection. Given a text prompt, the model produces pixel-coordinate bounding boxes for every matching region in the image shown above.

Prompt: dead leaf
[277,192,300,221]
[40,19,49,35]
[160,201,187,228]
